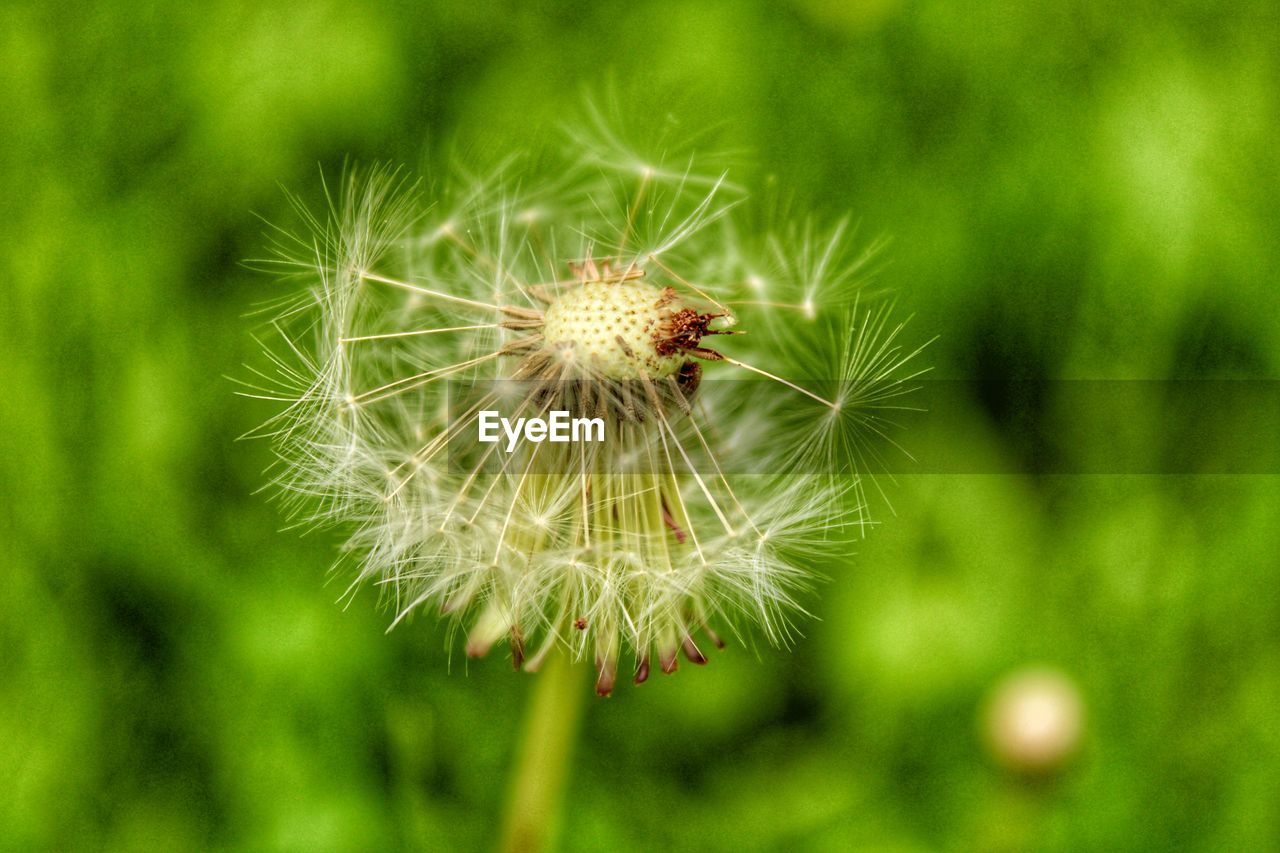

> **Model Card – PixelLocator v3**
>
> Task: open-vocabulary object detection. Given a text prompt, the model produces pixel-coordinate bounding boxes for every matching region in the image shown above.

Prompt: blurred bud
[982,666,1084,775]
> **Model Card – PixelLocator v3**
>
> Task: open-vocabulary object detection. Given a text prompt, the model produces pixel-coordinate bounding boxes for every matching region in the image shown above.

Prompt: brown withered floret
[653,284,736,359]
[675,360,702,396]
[656,306,717,357]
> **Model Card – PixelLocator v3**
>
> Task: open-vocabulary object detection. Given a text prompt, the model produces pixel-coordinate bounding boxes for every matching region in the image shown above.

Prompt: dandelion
[247,135,923,682]
[243,124,923,850]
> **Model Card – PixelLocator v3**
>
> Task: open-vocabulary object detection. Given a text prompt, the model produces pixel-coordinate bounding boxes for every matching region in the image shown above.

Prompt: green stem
[498,651,585,853]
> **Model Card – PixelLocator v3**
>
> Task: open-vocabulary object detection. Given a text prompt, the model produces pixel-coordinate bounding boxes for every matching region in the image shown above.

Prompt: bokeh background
[4,1,1279,850]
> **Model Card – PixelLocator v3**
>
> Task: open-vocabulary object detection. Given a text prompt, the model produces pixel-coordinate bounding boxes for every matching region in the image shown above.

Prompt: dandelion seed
[246,138,920,694]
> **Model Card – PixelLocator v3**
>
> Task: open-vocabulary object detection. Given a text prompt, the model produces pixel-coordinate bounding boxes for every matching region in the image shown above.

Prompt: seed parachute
[244,130,925,695]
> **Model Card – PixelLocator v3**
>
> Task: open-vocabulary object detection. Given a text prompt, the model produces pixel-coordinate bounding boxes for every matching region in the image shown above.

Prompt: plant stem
[498,651,585,853]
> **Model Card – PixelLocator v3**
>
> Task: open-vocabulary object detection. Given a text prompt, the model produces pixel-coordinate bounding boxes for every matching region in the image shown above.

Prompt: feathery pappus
[244,131,925,695]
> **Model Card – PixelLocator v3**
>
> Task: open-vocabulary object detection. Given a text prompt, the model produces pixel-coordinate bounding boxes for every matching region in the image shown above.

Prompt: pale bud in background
[983,666,1085,774]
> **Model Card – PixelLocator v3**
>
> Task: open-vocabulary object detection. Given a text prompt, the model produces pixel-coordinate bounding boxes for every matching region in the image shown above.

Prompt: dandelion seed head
[245,130,921,694]
[541,280,685,380]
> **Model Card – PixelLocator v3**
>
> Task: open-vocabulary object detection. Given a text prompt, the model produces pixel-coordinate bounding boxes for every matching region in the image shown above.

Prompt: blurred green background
[4,1,1279,850]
